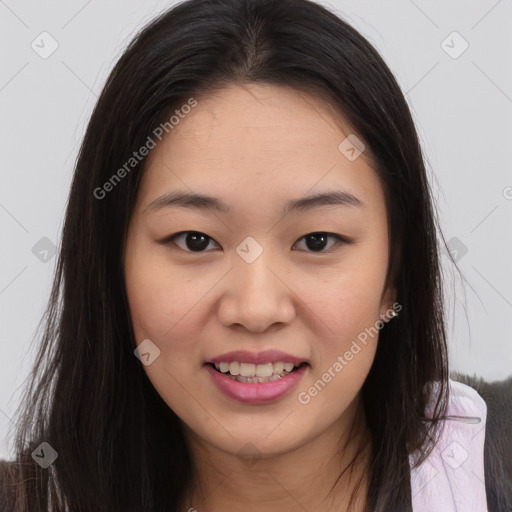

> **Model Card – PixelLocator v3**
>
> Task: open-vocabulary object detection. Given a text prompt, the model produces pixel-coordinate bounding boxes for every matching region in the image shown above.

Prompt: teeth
[273,362,284,374]
[240,363,256,377]
[212,361,303,378]
[255,363,273,378]
[229,362,240,375]
[231,374,284,383]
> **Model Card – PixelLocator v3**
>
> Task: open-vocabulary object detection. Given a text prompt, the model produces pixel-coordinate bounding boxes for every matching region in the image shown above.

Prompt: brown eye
[166,231,221,252]
[293,232,348,253]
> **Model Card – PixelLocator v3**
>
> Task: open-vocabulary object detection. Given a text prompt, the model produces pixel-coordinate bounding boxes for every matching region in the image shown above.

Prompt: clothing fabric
[410,378,488,512]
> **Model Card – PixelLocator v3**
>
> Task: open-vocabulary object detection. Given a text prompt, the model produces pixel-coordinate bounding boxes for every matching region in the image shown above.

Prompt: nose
[217,249,296,333]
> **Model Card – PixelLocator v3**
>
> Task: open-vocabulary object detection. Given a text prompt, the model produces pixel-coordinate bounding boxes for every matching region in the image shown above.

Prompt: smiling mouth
[206,361,308,383]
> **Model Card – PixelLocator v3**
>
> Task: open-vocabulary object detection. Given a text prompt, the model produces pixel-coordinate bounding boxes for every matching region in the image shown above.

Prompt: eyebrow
[143,189,364,216]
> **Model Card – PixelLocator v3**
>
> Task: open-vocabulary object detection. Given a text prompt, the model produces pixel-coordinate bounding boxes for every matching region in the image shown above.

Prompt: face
[124,83,396,462]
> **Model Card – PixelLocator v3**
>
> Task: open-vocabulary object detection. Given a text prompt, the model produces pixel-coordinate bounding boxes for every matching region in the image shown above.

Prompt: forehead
[135,83,384,218]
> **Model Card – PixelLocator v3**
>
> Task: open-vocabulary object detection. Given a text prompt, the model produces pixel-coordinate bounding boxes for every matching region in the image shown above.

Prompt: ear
[379,283,398,318]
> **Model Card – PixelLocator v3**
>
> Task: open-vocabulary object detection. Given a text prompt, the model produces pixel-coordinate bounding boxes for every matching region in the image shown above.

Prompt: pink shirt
[410,378,488,511]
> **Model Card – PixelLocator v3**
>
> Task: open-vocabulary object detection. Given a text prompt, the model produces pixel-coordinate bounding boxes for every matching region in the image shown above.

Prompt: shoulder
[411,377,489,511]
[451,372,512,512]
[0,459,18,511]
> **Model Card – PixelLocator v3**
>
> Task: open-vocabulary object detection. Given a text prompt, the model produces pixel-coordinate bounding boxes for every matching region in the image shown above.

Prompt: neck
[180,398,371,512]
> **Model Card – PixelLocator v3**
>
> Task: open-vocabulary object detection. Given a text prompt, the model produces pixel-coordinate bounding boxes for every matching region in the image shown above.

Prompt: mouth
[204,360,309,403]
[206,361,308,383]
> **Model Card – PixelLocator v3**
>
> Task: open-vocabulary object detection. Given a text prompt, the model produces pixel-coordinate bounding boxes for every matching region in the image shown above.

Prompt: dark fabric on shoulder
[451,372,512,512]
[0,459,17,511]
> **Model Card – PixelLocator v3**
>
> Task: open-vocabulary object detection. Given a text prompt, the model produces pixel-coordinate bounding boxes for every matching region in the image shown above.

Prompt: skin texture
[124,83,397,512]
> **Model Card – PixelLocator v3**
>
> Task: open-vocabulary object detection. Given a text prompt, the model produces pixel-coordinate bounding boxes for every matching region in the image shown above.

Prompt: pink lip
[205,363,308,403]
[207,350,307,365]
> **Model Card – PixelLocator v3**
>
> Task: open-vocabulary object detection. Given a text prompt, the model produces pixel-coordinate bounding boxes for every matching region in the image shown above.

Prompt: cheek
[309,284,380,387]
[297,253,387,401]
[125,258,209,418]
[304,258,388,340]
[293,274,382,425]
[125,247,207,344]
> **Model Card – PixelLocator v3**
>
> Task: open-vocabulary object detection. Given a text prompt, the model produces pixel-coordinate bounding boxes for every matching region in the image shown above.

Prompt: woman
[1,0,510,510]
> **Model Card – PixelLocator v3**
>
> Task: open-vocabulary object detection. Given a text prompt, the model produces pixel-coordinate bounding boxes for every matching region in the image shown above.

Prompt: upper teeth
[215,361,298,377]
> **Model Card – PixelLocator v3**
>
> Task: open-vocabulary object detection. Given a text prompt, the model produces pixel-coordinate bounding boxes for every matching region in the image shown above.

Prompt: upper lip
[206,350,308,366]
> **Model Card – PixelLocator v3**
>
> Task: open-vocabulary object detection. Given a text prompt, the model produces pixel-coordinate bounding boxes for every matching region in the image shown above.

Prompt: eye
[164,231,221,252]
[163,230,349,253]
[292,232,348,253]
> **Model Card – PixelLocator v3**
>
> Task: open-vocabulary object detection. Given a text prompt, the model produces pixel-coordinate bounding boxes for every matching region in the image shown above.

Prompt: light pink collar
[410,378,488,512]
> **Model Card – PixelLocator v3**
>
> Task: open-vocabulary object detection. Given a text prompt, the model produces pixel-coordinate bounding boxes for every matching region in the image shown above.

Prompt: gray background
[1,0,511,460]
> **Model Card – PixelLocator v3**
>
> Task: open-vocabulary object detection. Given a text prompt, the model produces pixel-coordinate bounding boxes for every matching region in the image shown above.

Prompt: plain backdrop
[1,0,511,460]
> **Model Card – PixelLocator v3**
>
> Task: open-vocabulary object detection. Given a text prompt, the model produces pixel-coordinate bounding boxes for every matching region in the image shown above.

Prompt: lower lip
[204,364,308,404]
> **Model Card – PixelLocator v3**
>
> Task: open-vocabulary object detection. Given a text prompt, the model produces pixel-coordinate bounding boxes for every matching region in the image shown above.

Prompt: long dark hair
[5,0,450,510]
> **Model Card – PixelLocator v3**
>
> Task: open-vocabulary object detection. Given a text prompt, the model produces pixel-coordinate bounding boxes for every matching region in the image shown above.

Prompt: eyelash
[162,231,350,254]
